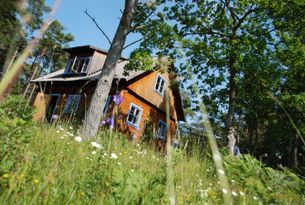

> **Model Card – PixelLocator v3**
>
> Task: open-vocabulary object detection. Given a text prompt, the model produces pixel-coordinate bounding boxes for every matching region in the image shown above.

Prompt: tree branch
[123,38,143,50]
[84,9,112,45]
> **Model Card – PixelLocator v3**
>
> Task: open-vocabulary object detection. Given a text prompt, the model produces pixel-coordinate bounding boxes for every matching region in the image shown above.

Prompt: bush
[0,95,36,121]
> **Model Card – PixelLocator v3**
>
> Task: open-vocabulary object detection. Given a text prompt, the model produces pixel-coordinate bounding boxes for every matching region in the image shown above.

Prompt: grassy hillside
[0,96,305,204]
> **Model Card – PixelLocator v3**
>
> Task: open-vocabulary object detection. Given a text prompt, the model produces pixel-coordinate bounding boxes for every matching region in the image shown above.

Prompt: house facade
[31,45,184,142]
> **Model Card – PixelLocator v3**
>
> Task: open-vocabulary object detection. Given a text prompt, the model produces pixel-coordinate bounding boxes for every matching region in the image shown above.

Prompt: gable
[126,70,184,121]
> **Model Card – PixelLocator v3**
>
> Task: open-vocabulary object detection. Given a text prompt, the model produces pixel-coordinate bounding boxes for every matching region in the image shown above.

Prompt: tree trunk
[226,62,237,155]
[291,133,299,168]
[81,0,138,138]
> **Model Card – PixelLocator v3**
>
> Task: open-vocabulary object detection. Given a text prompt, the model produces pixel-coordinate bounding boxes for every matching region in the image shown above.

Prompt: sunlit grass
[0,122,304,204]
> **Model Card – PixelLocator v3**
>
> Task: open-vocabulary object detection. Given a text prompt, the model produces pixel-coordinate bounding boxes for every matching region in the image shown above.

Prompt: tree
[1,0,51,77]
[137,0,280,155]
[81,0,139,138]
[0,0,22,77]
[22,20,73,97]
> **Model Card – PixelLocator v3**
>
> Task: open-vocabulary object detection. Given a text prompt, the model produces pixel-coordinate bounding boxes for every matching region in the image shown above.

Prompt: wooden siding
[127,71,178,121]
[88,51,107,74]
[32,92,51,122]
[116,89,176,142]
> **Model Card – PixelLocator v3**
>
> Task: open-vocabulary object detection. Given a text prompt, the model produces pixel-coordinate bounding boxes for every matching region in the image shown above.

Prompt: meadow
[0,96,305,205]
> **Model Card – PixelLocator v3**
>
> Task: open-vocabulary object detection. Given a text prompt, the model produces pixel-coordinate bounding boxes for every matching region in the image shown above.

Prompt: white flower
[69,126,73,130]
[253,196,258,200]
[56,130,60,133]
[131,169,134,173]
[61,136,64,139]
[74,136,82,142]
[231,180,235,183]
[91,141,101,149]
[232,191,237,196]
[129,156,133,159]
[110,153,118,159]
[222,189,228,194]
[239,191,245,196]
[267,187,272,191]
[117,162,122,166]
[103,153,108,156]
[218,169,225,175]
[92,151,97,155]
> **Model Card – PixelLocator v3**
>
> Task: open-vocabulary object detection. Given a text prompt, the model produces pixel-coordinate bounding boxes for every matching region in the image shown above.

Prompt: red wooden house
[31,45,184,141]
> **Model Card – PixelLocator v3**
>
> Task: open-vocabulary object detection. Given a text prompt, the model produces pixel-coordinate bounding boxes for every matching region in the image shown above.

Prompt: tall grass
[1,120,304,204]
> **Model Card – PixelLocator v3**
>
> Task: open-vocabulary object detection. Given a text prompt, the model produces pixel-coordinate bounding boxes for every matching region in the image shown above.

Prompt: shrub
[0,95,36,121]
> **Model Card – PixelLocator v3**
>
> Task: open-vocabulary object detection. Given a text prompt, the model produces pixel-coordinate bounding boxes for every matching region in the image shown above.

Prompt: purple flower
[101,116,115,129]
[113,94,123,105]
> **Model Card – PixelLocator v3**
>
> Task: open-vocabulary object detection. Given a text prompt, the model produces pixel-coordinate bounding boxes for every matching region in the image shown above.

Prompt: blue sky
[45,0,141,57]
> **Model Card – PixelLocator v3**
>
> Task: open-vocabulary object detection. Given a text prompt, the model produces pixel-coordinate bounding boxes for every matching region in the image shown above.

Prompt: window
[63,95,81,113]
[102,96,112,115]
[126,103,143,128]
[154,74,166,95]
[156,120,167,140]
[65,57,91,74]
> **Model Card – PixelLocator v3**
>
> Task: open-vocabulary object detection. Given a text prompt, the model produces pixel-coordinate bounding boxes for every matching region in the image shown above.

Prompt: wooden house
[31,45,185,142]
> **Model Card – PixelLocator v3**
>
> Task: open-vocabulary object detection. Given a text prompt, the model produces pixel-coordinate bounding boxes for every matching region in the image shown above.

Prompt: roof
[31,60,145,83]
[63,45,127,60]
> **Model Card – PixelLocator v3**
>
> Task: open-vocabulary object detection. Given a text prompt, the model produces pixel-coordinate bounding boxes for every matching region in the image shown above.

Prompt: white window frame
[126,103,143,129]
[102,95,112,115]
[79,57,91,73]
[65,57,91,74]
[154,74,166,95]
[156,120,167,140]
[63,94,81,114]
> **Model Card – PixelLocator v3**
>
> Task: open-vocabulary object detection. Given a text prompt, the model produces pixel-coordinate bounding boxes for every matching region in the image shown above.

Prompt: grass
[0,120,305,204]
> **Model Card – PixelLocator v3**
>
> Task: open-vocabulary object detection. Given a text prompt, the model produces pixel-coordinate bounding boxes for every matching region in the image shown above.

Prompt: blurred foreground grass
[0,96,304,204]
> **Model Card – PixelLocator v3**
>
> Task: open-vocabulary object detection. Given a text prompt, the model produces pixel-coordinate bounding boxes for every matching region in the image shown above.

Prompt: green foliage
[124,48,154,75]
[135,0,305,169]
[0,118,304,204]
[0,95,36,121]
[223,155,305,204]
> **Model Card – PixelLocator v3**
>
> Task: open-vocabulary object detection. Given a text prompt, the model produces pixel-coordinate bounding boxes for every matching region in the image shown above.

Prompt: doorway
[46,94,60,122]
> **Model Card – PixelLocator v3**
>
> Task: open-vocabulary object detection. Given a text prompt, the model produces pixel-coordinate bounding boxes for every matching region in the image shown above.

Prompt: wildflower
[69,126,73,130]
[101,116,115,129]
[61,136,64,139]
[131,169,134,173]
[33,179,39,184]
[232,191,237,196]
[92,151,97,155]
[231,179,235,183]
[222,189,228,194]
[74,136,82,142]
[239,191,245,196]
[91,141,102,149]
[80,192,85,196]
[218,169,225,175]
[110,153,118,159]
[117,162,122,166]
[103,153,108,156]
[129,156,133,159]
[2,173,9,178]
[253,196,258,200]
[267,187,272,191]
[113,94,123,105]
[56,130,60,133]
